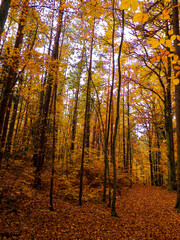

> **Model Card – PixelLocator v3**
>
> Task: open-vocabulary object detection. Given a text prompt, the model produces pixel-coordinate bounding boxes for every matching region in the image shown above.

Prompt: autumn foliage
[0,0,180,238]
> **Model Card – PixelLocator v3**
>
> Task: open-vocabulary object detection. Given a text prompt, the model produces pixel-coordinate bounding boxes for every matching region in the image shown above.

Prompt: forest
[0,0,180,239]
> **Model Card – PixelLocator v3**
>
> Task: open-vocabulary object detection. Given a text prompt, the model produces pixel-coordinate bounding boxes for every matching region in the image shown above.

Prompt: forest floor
[0,158,180,239]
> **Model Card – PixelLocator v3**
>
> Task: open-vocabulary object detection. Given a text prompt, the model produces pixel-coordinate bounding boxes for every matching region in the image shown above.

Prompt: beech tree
[172,0,180,211]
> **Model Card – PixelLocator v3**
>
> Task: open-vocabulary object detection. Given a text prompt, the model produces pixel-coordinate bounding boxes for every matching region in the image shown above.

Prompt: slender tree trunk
[111,5,124,217]
[102,92,109,203]
[156,127,162,186]
[49,83,57,211]
[13,97,23,150]
[85,67,92,149]
[0,91,13,167]
[5,87,20,157]
[165,52,176,190]
[92,114,97,149]
[175,83,180,210]
[126,80,130,174]
[172,0,180,210]
[102,69,111,203]
[79,26,94,206]
[110,99,114,161]
[148,131,154,186]
[122,84,126,172]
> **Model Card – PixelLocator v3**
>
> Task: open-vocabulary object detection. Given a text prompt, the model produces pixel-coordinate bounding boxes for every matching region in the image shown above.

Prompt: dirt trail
[1,178,180,239]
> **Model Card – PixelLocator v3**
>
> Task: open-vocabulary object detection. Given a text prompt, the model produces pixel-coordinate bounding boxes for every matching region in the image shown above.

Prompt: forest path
[115,184,180,239]
[1,167,180,240]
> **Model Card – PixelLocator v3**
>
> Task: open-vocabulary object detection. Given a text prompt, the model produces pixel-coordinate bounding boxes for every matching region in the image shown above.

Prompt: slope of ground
[0,159,180,239]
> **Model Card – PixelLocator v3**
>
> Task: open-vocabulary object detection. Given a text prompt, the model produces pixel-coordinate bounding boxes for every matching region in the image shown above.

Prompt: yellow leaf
[170,46,175,51]
[120,0,131,10]
[174,65,180,70]
[162,56,168,62]
[151,56,157,63]
[173,79,180,85]
[151,39,160,48]
[141,13,149,23]
[162,9,170,20]
[120,0,139,11]
[160,39,165,44]
[164,14,170,20]
[131,0,139,11]
[177,35,180,41]
[133,13,142,22]
[168,29,174,35]
[171,35,177,41]
[176,71,180,78]
[147,38,160,48]
[166,39,172,48]
[174,55,179,61]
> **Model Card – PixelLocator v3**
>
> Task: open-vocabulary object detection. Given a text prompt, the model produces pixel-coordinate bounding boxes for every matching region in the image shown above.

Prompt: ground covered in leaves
[0,159,180,239]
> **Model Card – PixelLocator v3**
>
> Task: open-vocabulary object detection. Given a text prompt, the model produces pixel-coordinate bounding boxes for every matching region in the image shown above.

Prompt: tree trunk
[126,80,131,174]
[49,83,57,211]
[0,0,29,138]
[79,25,94,206]
[148,132,154,186]
[70,50,84,151]
[175,83,180,210]
[164,52,176,190]
[172,0,180,210]
[34,1,64,187]
[122,84,126,172]
[111,6,124,217]
[5,80,22,159]
[0,0,11,37]
[0,91,13,167]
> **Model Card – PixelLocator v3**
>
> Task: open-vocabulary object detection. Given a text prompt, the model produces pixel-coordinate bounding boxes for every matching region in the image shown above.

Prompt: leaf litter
[0,160,180,239]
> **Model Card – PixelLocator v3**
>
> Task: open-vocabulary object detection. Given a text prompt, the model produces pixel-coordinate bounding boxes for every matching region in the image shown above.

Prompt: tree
[79,19,94,206]
[0,0,11,37]
[0,0,29,167]
[171,0,180,210]
[127,1,176,189]
[111,1,125,215]
[34,0,65,187]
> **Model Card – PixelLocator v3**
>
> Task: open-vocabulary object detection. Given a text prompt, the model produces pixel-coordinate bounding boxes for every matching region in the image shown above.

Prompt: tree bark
[172,0,180,210]
[175,83,180,210]
[0,91,13,167]
[0,0,11,37]
[49,83,57,211]
[122,84,126,172]
[111,6,124,217]
[126,80,131,174]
